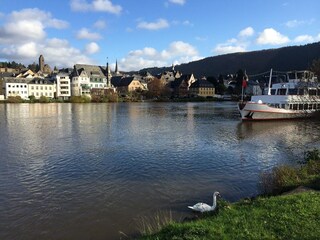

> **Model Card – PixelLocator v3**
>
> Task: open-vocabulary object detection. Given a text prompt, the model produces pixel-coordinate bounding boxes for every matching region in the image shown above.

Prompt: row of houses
[1,63,216,100]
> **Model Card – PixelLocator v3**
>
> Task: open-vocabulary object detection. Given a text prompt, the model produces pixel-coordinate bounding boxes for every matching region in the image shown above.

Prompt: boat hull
[238,102,314,121]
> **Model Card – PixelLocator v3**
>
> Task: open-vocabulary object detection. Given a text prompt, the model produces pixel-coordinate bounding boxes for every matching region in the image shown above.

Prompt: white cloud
[85,42,100,54]
[213,28,252,55]
[129,47,158,57]
[137,18,169,30]
[238,27,254,38]
[119,41,201,71]
[213,44,246,55]
[0,8,95,68]
[293,35,314,43]
[76,28,102,40]
[256,28,290,45]
[169,0,186,5]
[0,8,70,44]
[285,19,315,28]
[70,0,122,14]
[93,20,106,29]
[162,41,198,58]
[17,42,38,58]
[1,20,46,43]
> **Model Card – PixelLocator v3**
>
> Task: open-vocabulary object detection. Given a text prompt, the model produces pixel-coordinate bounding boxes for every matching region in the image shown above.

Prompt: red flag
[242,79,247,88]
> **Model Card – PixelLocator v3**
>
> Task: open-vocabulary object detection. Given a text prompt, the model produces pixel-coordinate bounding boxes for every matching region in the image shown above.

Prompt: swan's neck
[212,195,217,208]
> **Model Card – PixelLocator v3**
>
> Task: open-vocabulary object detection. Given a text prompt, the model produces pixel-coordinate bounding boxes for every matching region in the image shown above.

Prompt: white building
[4,77,29,99]
[28,78,56,99]
[53,73,71,100]
[71,68,91,96]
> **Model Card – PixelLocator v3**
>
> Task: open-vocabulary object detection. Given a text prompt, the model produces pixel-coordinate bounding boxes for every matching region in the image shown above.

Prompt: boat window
[309,89,317,96]
[271,89,276,95]
[298,89,304,95]
[288,72,296,79]
[317,89,320,96]
[299,104,303,110]
[304,104,308,110]
[293,104,298,110]
[275,104,280,108]
[288,89,298,95]
[278,89,286,95]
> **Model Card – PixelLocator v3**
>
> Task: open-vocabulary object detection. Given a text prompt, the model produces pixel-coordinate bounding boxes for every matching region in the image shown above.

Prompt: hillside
[140,42,320,77]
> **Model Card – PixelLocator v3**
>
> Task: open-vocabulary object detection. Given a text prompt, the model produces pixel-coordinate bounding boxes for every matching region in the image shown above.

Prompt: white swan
[188,191,221,213]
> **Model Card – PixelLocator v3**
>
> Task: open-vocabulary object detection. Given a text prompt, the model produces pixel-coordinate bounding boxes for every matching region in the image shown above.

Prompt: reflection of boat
[238,70,320,121]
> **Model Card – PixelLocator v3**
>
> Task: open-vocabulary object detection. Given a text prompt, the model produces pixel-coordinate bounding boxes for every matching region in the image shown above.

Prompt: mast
[267,68,273,95]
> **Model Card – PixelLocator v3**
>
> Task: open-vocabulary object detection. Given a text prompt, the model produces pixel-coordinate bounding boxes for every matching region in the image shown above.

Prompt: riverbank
[139,149,320,239]
[140,190,320,240]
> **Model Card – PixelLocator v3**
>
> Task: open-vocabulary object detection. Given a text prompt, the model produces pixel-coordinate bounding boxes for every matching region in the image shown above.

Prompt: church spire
[115,59,120,75]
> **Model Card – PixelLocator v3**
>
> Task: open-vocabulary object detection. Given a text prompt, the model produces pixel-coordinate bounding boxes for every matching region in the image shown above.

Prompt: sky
[0,0,320,72]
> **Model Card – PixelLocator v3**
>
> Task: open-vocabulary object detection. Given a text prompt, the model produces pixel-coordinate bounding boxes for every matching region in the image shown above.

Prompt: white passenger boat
[238,69,320,121]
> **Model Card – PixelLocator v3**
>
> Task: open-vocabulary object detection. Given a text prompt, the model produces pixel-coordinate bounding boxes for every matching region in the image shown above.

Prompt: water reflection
[0,102,319,240]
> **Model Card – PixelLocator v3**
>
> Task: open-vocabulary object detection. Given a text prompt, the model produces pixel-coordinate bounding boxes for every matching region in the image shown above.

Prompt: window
[31,86,34,90]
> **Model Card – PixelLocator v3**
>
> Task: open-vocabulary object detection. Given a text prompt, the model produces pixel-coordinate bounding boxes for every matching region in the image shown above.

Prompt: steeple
[106,58,112,86]
[115,59,119,74]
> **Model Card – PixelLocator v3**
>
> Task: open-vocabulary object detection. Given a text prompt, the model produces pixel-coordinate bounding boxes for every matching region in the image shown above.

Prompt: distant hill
[139,42,320,77]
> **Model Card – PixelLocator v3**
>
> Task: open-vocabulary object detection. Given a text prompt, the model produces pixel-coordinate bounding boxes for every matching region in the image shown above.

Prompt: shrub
[39,95,50,103]
[6,96,24,103]
[70,95,91,103]
[260,148,320,195]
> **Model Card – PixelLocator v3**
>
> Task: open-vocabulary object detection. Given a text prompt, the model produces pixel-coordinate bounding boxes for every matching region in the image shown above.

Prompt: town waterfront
[1,102,319,240]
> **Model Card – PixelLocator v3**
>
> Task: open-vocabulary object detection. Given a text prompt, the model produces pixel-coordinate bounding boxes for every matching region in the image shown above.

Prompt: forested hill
[139,42,320,77]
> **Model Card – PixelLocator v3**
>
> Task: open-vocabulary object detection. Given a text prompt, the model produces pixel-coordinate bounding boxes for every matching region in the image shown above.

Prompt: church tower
[39,55,44,72]
[106,60,112,87]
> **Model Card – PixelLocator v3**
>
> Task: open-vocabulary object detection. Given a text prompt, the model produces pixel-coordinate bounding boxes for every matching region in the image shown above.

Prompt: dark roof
[28,78,54,84]
[111,76,123,87]
[74,64,106,78]
[190,79,214,88]
[171,78,185,87]
[118,77,134,87]
[0,72,14,79]
[171,74,194,87]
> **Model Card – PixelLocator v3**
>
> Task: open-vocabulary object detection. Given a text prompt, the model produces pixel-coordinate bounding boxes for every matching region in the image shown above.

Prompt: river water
[0,102,319,240]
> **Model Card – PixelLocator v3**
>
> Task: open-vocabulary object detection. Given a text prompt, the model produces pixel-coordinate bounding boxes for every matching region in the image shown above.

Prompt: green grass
[140,191,320,240]
[140,149,320,240]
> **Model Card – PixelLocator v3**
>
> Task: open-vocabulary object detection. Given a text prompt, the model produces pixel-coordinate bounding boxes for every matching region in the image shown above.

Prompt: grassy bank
[141,191,320,240]
[140,149,320,240]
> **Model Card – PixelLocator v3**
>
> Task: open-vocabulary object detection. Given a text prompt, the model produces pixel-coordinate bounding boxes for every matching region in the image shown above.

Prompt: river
[0,102,319,239]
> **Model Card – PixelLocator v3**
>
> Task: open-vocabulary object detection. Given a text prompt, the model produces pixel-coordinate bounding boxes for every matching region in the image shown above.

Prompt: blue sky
[0,0,319,72]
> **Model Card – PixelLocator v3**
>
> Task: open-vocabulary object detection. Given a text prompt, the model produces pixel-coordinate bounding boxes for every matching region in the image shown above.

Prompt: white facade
[28,79,56,99]
[72,70,91,96]
[5,78,29,100]
[54,73,71,99]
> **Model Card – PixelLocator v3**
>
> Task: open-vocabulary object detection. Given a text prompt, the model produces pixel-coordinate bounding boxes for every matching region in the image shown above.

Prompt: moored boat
[238,70,320,121]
